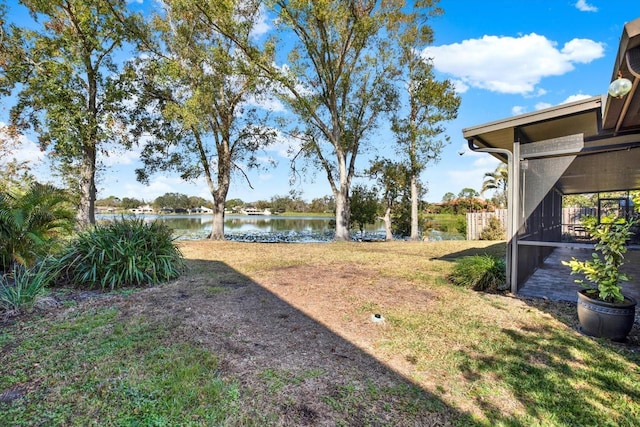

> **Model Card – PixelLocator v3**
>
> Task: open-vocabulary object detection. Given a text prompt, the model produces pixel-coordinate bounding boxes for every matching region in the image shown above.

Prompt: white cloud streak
[575,0,598,12]
[424,34,604,95]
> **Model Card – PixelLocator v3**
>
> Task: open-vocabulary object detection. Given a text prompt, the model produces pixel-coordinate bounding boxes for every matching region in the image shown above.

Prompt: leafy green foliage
[0,261,54,313]
[55,219,184,290]
[122,0,275,240]
[0,307,241,425]
[1,0,141,227]
[367,159,411,239]
[423,214,466,236]
[0,183,75,272]
[481,164,508,207]
[562,215,635,303]
[241,2,430,240]
[391,26,461,239]
[349,185,379,236]
[448,254,507,291]
[479,216,506,241]
[153,192,190,210]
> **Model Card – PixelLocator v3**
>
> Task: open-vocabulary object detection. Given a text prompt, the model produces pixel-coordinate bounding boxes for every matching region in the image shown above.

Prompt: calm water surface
[97,214,463,242]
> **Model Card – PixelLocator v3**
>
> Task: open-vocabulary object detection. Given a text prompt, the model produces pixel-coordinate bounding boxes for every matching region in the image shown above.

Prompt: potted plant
[562,215,637,341]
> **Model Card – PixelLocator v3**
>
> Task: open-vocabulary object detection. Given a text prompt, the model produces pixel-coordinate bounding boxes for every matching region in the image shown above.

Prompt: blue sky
[2,0,639,203]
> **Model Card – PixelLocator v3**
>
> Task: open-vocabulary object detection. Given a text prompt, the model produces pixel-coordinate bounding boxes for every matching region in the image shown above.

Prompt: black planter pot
[577,289,637,341]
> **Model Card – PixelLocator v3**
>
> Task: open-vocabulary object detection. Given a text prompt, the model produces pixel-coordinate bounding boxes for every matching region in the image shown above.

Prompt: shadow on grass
[432,241,506,261]
[182,257,639,426]
[176,258,480,425]
[453,315,640,426]
[0,258,479,426]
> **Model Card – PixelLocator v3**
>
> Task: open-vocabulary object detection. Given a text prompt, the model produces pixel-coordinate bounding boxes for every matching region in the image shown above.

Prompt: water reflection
[96,214,463,242]
[98,214,370,241]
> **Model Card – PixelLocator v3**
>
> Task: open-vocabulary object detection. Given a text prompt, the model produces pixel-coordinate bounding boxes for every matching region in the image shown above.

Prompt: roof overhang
[462,17,640,196]
[462,96,603,152]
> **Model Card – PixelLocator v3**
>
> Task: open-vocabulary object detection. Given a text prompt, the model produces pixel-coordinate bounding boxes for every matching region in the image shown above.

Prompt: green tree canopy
[0,182,75,271]
[367,158,410,240]
[123,0,276,240]
[210,1,443,241]
[0,0,141,228]
[391,7,460,240]
[350,184,379,237]
[154,193,190,210]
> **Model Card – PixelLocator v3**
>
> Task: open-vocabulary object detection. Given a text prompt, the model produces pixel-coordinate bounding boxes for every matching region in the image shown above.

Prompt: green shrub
[0,261,54,313]
[0,183,75,272]
[55,218,184,290]
[448,254,507,291]
[479,216,506,240]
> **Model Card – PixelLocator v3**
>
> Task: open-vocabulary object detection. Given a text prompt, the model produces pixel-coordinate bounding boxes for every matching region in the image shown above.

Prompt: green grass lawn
[1,240,639,426]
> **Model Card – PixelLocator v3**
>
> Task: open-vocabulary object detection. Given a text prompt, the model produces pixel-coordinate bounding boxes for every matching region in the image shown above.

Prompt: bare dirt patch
[69,240,487,425]
[0,240,517,425]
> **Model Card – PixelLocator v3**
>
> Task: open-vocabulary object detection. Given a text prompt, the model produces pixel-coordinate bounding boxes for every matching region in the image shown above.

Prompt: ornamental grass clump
[448,254,507,292]
[0,260,55,313]
[562,215,635,303]
[55,218,184,290]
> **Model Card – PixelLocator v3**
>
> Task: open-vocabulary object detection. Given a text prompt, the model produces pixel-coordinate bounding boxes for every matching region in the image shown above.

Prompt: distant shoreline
[96,211,334,218]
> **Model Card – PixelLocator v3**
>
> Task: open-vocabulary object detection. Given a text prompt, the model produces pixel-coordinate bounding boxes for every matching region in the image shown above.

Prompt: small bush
[448,254,507,291]
[0,183,75,272]
[479,216,506,240]
[0,261,54,313]
[55,218,184,290]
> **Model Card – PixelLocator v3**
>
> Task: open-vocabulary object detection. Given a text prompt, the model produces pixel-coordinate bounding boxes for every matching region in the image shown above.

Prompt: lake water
[97,214,464,242]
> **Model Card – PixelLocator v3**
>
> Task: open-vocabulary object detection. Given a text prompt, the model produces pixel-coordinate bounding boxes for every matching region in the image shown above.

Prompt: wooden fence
[466,209,507,240]
[466,207,598,240]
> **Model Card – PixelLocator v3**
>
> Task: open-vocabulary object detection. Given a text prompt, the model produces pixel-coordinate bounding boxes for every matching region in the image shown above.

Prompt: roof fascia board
[462,96,602,140]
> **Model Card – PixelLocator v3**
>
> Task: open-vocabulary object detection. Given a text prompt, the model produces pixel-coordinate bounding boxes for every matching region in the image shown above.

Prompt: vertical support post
[510,141,520,293]
[466,140,517,291]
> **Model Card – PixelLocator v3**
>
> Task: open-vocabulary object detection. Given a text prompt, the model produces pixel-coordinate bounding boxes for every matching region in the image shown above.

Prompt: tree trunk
[209,198,226,240]
[383,205,393,241]
[76,145,96,228]
[410,174,419,241]
[334,189,351,241]
[77,62,98,229]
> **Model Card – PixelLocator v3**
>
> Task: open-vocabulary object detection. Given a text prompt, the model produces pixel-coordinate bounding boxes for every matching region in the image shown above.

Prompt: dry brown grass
[3,240,639,426]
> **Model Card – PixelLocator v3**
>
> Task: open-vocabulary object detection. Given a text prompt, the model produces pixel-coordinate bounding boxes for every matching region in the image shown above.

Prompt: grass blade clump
[0,260,54,313]
[448,254,506,291]
[56,218,184,290]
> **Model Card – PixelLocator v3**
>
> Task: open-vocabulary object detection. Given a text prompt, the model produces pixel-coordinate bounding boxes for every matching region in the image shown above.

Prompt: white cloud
[424,34,604,95]
[250,4,271,39]
[451,79,469,94]
[102,144,143,167]
[512,106,526,115]
[575,0,598,12]
[561,38,604,63]
[533,93,592,111]
[0,123,46,164]
[119,175,202,201]
[560,93,593,104]
[264,129,303,159]
[244,93,286,112]
[534,102,553,111]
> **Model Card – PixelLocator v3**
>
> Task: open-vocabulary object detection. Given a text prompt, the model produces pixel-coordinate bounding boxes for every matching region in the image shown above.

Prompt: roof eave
[462,95,603,142]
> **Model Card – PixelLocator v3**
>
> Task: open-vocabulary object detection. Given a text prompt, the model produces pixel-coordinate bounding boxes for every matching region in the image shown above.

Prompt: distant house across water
[129,204,154,214]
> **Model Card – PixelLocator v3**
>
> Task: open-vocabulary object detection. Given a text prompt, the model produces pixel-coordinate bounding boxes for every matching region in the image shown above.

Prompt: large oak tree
[124,0,276,240]
[391,5,460,240]
[211,1,443,240]
[0,0,140,228]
